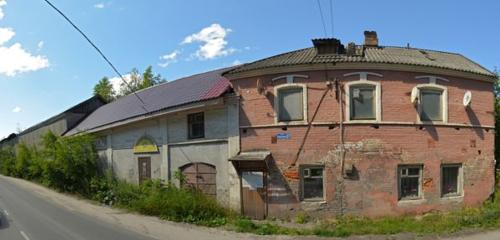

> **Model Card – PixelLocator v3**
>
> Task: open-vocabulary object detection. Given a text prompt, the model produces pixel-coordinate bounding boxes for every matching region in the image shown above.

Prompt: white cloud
[0,27,14,45]
[0,5,50,76]
[37,41,44,51]
[182,23,234,60]
[12,106,21,113]
[231,60,242,66]
[0,0,6,20]
[158,50,180,68]
[94,3,105,9]
[109,74,131,95]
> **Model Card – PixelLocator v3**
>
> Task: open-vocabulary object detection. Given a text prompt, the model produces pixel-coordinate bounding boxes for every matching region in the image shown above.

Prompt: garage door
[181,163,216,197]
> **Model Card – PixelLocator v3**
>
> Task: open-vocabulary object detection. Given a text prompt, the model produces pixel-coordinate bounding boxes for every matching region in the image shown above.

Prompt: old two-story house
[65,68,241,209]
[224,31,496,219]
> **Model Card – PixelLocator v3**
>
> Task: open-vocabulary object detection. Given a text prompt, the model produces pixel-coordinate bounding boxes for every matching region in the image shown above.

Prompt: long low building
[65,67,242,209]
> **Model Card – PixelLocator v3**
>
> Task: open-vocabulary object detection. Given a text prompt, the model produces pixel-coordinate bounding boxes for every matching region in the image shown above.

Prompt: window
[300,166,324,200]
[350,85,376,120]
[419,89,443,121]
[188,112,204,139]
[277,87,304,122]
[398,165,422,200]
[441,164,462,197]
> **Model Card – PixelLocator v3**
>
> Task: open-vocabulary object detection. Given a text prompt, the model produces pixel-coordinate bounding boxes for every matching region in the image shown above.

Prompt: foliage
[494,69,500,170]
[93,77,115,103]
[117,66,166,97]
[92,66,166,101]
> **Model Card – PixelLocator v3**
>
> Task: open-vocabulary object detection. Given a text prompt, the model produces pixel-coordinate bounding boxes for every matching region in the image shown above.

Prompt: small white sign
[353,88,360,98]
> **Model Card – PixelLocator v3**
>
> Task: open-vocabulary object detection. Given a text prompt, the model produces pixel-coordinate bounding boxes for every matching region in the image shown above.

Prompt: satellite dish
[410,87,419,104]
[463,91,472,107]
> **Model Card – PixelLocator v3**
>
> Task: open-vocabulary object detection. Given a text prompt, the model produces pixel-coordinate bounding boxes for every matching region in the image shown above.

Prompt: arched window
[180,162,217,197]
[133,136,159,154]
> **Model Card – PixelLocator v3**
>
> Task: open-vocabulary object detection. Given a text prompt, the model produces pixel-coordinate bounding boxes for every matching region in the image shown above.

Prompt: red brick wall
[231,69,495,218]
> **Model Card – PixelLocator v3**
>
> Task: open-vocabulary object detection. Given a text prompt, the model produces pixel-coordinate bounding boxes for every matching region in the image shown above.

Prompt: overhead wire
[42,0,149,113]
[316,0,328,37]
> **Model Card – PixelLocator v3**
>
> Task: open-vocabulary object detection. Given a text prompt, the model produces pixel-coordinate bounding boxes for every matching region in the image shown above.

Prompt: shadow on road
[0,209,10,230]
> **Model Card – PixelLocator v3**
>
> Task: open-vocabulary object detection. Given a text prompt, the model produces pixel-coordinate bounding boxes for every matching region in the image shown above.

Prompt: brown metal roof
[226,46,495,77]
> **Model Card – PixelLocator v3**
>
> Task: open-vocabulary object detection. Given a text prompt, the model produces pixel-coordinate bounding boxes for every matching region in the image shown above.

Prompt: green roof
[228,46,495,77]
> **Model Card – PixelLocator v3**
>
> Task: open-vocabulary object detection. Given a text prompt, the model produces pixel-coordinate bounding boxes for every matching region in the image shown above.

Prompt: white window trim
[274,83,308,125]
[440,164,464,198]
[398,165,424,201]
[415,83,448,124]
[345,80,382,123]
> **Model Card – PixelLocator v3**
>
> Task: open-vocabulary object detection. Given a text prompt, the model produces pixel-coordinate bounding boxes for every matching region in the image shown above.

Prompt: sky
[0,0,499,138]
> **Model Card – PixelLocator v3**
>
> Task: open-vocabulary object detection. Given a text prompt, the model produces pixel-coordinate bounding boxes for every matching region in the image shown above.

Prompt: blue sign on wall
[276,133,291,140]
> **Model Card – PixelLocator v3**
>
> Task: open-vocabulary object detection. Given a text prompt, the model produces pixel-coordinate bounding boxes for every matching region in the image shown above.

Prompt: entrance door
[241,171,266,219]
[138,157,151,184]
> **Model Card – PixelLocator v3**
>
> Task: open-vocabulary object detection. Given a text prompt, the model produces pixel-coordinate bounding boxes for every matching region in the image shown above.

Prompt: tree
[95,66,166,100]
[494,68,500,169]
[118,66,166,97]
[93,77,115,103]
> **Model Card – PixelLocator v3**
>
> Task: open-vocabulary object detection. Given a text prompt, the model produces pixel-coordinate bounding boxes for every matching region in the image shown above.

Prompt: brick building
[225,32,496,219]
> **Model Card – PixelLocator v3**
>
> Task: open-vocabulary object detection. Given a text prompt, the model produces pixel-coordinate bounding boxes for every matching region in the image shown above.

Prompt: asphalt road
[0,178,155,240]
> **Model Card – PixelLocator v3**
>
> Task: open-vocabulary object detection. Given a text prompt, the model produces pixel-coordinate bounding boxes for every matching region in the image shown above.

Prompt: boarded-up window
[350,85,375,120]
[301,166,324,200]
[442,164,461,197]
[399,165,422,200]
[188,112,204,139]
[420,89,442,121]
[278,87,304,121]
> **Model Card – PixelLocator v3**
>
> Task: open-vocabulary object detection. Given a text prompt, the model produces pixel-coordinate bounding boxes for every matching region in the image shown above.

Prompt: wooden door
[241,171,266,219]
[138,157,151,184]
[181,163,217,197]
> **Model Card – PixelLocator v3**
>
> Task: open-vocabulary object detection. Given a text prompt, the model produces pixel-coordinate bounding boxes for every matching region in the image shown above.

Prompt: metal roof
[226,46,495,77]
[65,67,233,135]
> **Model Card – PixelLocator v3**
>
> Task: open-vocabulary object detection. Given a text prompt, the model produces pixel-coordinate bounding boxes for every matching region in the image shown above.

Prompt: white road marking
[4,210,9,216]
[20,231,30,240]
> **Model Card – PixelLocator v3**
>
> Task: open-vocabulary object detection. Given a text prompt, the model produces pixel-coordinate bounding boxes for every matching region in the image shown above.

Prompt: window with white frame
[419,88,443,121]
[398,165,422,200]
[441,164,462,197]
[300,166,324,201]
[276,85,306,122]
[350,85,376,120]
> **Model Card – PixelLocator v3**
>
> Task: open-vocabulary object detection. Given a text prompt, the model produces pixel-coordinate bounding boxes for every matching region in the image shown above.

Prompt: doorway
[138,157,151,184]
[241,171,267,219]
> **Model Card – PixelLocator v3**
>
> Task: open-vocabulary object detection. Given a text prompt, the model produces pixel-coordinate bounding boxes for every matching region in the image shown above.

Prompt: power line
[329,0,334,37]
[316,0,328,37]
[42,0,149,113]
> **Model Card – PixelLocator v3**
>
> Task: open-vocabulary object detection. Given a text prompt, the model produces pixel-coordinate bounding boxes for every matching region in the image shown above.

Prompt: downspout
[335,77,346,215]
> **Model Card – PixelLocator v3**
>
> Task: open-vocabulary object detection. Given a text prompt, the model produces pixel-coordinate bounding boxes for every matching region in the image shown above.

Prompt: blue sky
[0,0,498,138]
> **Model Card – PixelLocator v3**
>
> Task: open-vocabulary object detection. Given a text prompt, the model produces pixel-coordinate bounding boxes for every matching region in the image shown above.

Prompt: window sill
[440,194,464,201]
[301,199,326,204]
[397,198,426,206]
[276,120,308,126]
[346,119,380,124]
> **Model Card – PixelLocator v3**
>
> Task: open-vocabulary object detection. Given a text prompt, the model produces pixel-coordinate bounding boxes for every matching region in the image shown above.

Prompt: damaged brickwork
[231,69,495,219]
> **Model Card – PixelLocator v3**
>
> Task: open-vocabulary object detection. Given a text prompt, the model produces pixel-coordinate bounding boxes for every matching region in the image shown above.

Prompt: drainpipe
[335,77,346,215]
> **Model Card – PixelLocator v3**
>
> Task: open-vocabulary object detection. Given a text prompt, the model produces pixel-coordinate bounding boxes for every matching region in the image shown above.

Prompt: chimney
[346,42,356,56]
[312,38,345,55]
[364,31,378,47]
